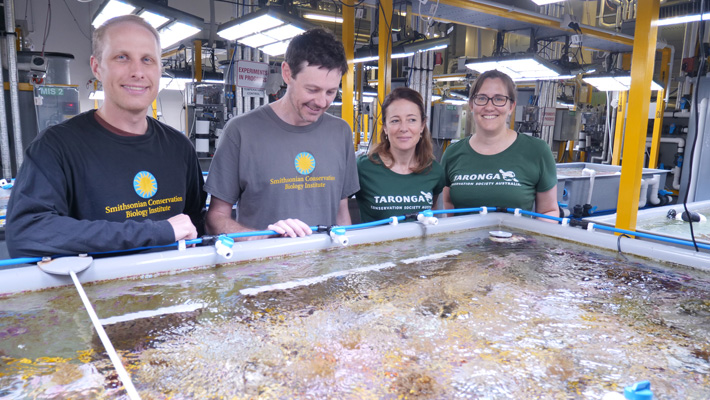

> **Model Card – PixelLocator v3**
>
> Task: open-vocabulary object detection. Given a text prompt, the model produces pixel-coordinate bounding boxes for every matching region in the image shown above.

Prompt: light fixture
[161,69,224,91]
[433,73,467,82]
[657,13,710,27]
[465,53,566,81]
[530,0,565,5]
[582,73,663,92]
[91,0,204,50]
[217,7,315,56]
[352,36,449,63]
[89,90,105,100]
[303,13,343,24]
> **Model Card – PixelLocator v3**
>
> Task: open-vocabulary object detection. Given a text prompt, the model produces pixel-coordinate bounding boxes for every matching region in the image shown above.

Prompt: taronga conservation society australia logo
[294,152,316,175]
[133,171,158,199]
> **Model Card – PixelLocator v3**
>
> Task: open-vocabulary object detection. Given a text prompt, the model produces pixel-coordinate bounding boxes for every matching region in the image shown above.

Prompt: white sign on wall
[236,61,269,89]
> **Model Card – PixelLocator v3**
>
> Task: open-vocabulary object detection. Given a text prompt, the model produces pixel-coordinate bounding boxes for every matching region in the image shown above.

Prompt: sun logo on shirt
[294,152,316,175]
[133,171,158,198]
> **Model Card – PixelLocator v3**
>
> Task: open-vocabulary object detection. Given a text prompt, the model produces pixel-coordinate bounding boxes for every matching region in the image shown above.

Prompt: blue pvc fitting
[624,380,653,400]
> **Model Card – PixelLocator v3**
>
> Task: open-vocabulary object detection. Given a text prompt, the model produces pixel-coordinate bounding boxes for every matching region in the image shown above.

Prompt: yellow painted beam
[194,40,202,82]
[152,99,158,119]
[611,91,627,166]
[648,48,672,169]
[342,0,355,147]
[615,0,660,233]
[432,0,634,48]
[376,0,393,143]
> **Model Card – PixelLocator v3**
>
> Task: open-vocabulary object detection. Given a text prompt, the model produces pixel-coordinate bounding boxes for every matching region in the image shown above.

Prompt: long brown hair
[369,87,435,174]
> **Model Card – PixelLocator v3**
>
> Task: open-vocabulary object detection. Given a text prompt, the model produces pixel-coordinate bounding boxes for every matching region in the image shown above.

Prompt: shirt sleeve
[536,139,558,193]
[5,139,175,258]
[204,118,242,204]
[340,124,360,199]
[183,145,207,237]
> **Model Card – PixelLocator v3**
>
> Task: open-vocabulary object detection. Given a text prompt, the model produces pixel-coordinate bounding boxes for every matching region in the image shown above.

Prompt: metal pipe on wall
[4,0,24,172]
[0,43,11,180]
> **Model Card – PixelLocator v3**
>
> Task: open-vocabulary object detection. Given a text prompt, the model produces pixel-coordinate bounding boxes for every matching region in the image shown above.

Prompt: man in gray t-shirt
[204,28,358,238]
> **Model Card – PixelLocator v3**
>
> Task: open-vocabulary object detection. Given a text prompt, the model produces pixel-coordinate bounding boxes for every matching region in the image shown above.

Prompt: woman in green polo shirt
[355,87,445,223]
[441,70,558,219]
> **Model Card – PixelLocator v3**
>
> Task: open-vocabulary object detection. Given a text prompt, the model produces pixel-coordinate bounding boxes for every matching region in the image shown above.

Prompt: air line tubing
[0,207,706,268]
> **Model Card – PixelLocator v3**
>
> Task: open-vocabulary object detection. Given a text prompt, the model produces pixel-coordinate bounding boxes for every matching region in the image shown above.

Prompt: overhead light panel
[352,36,449,63]
[92,0,204,49]
[530,0,565,5]
[138,10,169,28]
[92,0,136,28]
[217,7,313,56]
[465,54,566,81]
[657,13,710,26]
[582,74,663,92]
[303,13,343,23]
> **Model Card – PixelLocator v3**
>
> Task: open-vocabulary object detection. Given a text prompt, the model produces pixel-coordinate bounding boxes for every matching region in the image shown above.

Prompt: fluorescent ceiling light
[89,90,105,100]
[530,0,565,5]
[261,40,291,56]
[352,37,449,63]
[160,21,202,49]
[465,54,565,81]
[218,15,283,41]
[92,0,136,28]
[217,8,313,55]
[431,94,441,101]
[433,74,466,82]
[160,76,189,91]
[239,34,278,48]
[303,13,343,23]
[92,0,204,49]
[443,98,468,105]
[582,75,663,92]
[657,13,710,27]
[138,10,169,28]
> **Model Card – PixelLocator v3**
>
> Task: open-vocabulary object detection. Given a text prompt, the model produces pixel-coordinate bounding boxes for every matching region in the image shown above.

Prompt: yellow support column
[611,91,627,166]
[648,47,672,169]
[152,99,158,119]
[376,0,393,143]
[615,0,660,232]
[342,0,355,147]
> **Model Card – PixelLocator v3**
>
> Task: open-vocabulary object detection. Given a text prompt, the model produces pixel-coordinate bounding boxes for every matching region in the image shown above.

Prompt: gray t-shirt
[205,105,359,229]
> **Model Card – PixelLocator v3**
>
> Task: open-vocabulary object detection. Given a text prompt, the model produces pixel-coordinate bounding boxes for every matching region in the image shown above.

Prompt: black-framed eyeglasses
[471,94,510,107]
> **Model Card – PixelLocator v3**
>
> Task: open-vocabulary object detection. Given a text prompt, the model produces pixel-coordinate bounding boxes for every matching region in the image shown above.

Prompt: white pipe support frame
[329,227,349,246]
[416,210,438,225]
[587,222,596,232]
[480,206,488,215]
[178,240,186,251]
[646,175,662,206]
[389,216,399,226]
[513,208,522,217]
[561,218,570,226]
[214,235,235,259]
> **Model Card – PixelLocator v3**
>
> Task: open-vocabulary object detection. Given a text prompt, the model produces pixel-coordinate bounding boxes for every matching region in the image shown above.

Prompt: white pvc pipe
[647,175,661,206]
[638,178,649,208]
[645,137,685,153]
[672,165,682,190]
[688,97,709,201]
[69,270,141,399]
[582,168,597,205]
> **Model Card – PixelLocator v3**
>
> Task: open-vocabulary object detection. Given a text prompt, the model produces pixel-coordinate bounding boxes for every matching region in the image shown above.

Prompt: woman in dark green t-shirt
[355,88,445,223]
[441,70,558,219]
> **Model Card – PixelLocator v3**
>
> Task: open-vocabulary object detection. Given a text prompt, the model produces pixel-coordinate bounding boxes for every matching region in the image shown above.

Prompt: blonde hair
[92,15,160,62]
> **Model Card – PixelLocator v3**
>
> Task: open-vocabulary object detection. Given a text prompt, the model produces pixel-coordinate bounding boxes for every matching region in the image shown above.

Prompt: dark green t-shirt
[355,155,445,222]
[441,134,557,211]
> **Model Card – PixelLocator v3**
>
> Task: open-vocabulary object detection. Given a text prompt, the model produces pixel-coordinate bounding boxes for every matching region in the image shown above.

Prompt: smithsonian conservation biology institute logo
[294,152,316,175]
[133,171,158,198]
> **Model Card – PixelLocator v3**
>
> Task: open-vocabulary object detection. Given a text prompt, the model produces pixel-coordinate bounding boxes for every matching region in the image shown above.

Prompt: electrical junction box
[431,103,464,139]
[553,109,581,141]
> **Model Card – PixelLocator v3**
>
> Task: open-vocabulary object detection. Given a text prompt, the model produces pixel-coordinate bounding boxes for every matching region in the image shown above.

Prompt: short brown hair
[285,28,348,78]
[369,87,435,174]
[92,15,160,62]
[468,70,517,103]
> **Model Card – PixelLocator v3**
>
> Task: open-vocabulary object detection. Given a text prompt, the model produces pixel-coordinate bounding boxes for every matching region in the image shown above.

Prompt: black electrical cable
[685,0,704,252]
[60,0,90,40]
[40,0,51,57]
